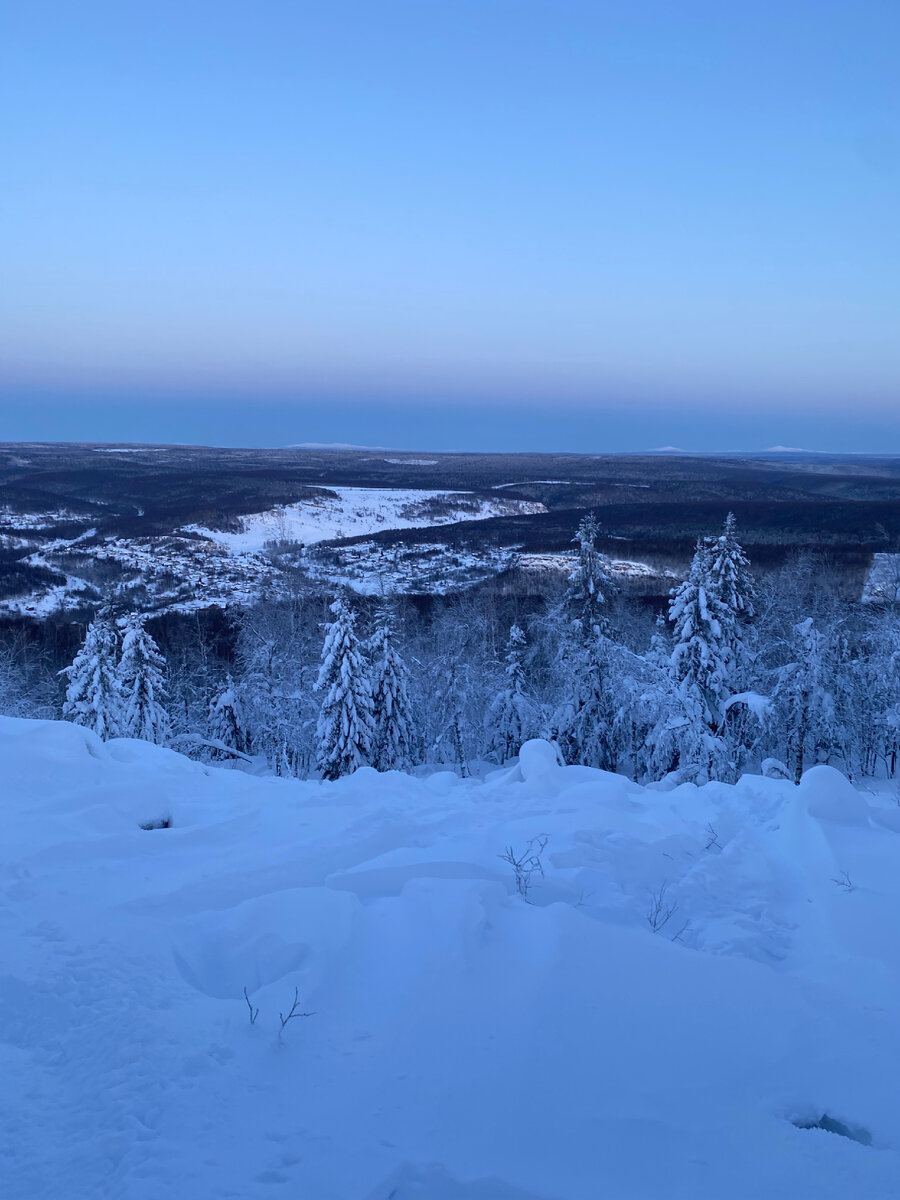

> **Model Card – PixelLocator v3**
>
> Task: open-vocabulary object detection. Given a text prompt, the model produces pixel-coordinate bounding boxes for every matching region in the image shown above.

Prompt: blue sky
[2,1,898,451]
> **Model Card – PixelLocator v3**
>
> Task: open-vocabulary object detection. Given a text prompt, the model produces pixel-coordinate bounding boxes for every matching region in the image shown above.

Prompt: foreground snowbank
[3,718,900,1199]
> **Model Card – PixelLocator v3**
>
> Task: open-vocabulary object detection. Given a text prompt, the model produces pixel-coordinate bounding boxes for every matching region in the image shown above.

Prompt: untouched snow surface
[184,488,545,554]
[3,720,900,1199]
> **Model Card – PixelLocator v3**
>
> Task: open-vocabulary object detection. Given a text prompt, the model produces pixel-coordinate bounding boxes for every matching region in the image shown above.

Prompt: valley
[2,443,900,620]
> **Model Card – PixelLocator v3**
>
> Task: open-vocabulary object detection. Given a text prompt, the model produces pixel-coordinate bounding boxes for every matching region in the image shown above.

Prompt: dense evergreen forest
[4,514,899,787]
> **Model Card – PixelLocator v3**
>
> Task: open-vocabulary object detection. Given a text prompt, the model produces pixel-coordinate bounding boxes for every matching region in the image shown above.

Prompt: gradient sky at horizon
[2,1,899,452]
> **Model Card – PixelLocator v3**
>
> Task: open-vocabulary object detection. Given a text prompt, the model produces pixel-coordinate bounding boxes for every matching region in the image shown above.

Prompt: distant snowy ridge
[286,442,394,451]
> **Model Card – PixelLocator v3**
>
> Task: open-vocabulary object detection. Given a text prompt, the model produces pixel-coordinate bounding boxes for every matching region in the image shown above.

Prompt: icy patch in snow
[184,487,546,554]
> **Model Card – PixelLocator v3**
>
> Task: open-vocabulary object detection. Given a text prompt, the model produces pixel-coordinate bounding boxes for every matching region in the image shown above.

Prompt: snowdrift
[3,718,900,1199]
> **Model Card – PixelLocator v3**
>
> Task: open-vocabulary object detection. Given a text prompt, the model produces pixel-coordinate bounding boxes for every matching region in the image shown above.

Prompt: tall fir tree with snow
[556,514,617,768]
[61,612,124,740]
[644,681,707,780]
[315,595,374,780]
[646,611,671,670]
[208,674,250,757]
[556,633,616,769]
[118,614,171,744]
[709,513,755,618]
[567,512,614,639]
[368,604,416,772]
[486,623,536,763]
[668,538,734,728]
[708,512,755,684]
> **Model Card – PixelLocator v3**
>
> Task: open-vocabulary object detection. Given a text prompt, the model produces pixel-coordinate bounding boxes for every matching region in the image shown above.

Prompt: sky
[1,0,899,452]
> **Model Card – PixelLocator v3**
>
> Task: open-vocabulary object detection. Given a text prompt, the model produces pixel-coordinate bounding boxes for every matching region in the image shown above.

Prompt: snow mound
[3,715,900,1199]
[800,764,871,826]
[517,737,564,781]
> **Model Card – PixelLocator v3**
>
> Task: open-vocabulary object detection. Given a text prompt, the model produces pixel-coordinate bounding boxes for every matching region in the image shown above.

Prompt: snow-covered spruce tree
[208,674,251,758]
[646,611,671,671]
[368,603,415,772]
[315,595,374,780]
[644,683,709,781]
[709,513,755,619]
[555,514,617,769]
[118,614,171,744]
[486,623,537,763]
[668,538,734,729]
[61,612,124,739]
[567,512,614,638]
[708,512,755,684]
[555,631,616,770]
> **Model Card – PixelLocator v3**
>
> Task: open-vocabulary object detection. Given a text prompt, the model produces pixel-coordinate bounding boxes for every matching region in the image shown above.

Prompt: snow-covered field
[184,488,546,554]
[3,717,900,1199]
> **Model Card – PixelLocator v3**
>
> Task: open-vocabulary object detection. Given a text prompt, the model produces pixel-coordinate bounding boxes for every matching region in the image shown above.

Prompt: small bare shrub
[646,881,677,933]
[499,835,548,902]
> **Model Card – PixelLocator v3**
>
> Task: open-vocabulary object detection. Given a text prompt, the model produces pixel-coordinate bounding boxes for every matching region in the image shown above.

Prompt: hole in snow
[791,1113,872,1146]
[139,816,172,830]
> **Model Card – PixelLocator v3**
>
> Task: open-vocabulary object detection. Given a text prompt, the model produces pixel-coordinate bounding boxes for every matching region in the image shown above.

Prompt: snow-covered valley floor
[183,487,546,552]
[3,717,900,1199]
